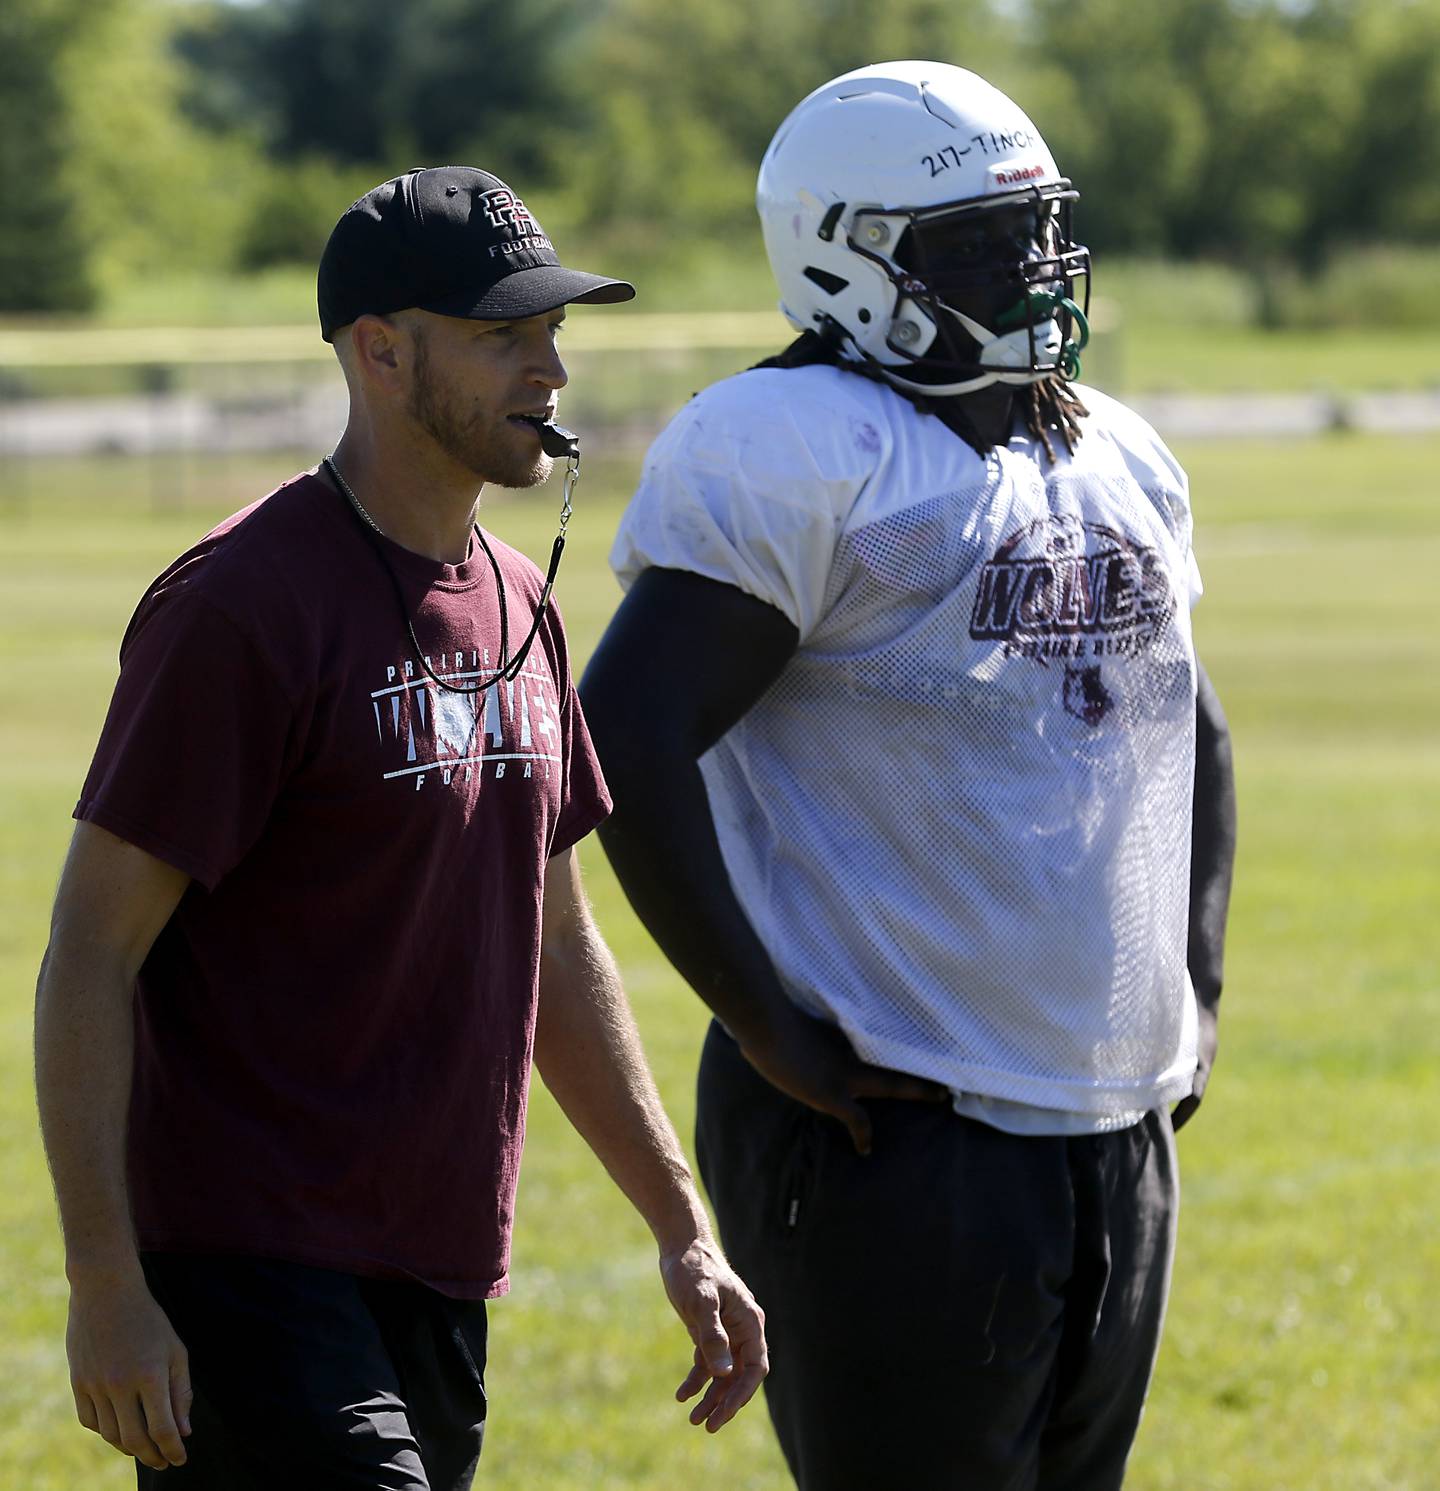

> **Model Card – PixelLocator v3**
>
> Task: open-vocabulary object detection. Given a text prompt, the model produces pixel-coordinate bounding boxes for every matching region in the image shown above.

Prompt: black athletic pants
[695,1022,1178,1491]
[136,1254,487,1491]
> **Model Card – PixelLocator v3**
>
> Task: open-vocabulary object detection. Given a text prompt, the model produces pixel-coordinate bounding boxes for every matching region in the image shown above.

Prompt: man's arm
[1172,658,1237,1130]
[534,843,767,1432]
[34,821,194,1471]
[579,568,947,1157]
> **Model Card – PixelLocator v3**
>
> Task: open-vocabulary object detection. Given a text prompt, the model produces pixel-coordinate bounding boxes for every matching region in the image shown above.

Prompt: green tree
[60,0,262,298]
[175,0,594,178]
[0,0,296,312]
[561,0,1007,246]
[1317,0,1440,249]
[1022,0,1440,266]
[0,0,108,312]
[1169,0,1358,266]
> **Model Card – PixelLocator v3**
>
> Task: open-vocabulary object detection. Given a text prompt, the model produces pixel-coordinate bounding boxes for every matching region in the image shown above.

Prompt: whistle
[537,420,580,460]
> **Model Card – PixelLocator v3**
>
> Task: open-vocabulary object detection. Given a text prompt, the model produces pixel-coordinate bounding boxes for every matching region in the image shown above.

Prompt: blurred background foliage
[2,0,1440,325]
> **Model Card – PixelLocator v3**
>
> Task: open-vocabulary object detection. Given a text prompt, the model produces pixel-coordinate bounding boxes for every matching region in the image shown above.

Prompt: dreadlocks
[1024,376,1089,463]
[752,332,1088,465]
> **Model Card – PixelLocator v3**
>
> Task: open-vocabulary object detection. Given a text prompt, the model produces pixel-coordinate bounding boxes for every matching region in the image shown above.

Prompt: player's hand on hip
[66,1268,192,1470]
[660,1236,768,1433]
[1171,997,1219,1132]
[741,1003,949,1155]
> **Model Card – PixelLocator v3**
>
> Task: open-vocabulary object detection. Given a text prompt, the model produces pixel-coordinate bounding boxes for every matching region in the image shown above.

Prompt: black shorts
[695,1020,1179,1491]
[137,1253,487,1491]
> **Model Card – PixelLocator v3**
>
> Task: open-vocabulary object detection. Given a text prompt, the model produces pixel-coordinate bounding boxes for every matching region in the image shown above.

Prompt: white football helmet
[757,61,1090,396]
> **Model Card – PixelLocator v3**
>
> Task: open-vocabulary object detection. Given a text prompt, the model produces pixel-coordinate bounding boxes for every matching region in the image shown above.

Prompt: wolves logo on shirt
[969,514,1174,657]
[368,654,561,790]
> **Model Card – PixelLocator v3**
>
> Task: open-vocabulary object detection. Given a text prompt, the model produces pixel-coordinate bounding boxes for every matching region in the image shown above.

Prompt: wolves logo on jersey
[969,514,1174,655]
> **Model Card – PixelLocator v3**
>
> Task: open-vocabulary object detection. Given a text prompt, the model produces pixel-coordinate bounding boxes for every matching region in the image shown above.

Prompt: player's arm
[1172,657,1237,1130]
[579,567,947,1156]
[533,843,767,1431]
[34,821,195,1470]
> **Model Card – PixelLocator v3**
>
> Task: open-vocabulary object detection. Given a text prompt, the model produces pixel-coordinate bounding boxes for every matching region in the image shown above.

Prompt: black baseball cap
[317,165,635,342]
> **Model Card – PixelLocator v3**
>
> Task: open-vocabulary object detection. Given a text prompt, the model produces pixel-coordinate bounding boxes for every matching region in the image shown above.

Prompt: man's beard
[408,335,552,490]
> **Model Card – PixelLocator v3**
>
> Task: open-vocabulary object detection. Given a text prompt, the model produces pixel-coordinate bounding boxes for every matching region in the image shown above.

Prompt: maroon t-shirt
[76,472,610,1298]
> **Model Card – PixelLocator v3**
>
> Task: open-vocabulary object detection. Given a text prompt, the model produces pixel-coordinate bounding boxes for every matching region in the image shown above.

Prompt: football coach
[35,165,767,1489]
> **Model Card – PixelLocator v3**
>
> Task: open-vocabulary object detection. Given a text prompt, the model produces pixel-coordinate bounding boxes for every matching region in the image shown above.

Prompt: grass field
[2,430,1438,1488]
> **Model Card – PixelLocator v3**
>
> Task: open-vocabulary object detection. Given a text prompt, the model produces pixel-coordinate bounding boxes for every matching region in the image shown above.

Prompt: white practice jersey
[611,364,1201,1128]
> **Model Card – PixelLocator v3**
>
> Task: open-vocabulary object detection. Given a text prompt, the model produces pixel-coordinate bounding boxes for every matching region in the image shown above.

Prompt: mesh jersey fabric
[611,366,1200,1119]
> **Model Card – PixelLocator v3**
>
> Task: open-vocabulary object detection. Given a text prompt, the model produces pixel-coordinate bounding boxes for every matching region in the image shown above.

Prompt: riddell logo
[993,163,1047,187]
[479,188,538,234]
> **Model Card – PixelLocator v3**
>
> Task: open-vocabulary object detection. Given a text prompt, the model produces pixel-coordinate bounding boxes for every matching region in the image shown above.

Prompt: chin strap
[991,287,1091,377]
[881,286,1090,396]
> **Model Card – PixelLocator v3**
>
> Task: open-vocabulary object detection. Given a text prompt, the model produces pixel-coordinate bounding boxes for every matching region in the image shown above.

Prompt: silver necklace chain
[325,447,578,546]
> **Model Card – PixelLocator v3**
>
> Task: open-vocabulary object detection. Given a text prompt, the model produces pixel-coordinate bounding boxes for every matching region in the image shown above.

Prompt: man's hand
[740,1003,949,1156]
[660,1237,768,1433]
[1171,997,1219,1132]
[34,825,195,1469]
[536,847,768,1433]
[67,1270,192,1471]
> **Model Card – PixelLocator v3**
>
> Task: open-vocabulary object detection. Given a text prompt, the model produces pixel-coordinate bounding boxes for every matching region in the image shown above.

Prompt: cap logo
[317,168,634,340]
[479,188,538,234]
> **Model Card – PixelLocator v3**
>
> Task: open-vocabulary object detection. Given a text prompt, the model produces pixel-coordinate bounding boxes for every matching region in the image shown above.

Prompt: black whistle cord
[324,455,565,696]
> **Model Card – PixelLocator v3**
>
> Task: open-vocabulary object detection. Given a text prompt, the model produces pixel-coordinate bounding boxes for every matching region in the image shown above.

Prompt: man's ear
[349,313,405,383]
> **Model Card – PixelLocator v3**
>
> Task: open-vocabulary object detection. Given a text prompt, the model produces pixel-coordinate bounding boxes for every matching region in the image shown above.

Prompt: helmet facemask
[843,185,1092,397]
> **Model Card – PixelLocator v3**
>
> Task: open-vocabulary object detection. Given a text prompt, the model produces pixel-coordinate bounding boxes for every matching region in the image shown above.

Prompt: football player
[582,61,1236,1489]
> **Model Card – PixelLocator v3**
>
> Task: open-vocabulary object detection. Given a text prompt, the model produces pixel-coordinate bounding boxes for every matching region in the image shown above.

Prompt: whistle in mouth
[537,420,580,460]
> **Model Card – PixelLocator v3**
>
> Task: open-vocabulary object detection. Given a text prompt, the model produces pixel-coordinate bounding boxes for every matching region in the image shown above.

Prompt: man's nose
[532,340,568,391]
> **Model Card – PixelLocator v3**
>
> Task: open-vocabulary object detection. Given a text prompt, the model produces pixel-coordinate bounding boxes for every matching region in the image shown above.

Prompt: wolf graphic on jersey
[967,510,1181,727]
[969,513,1174,658]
